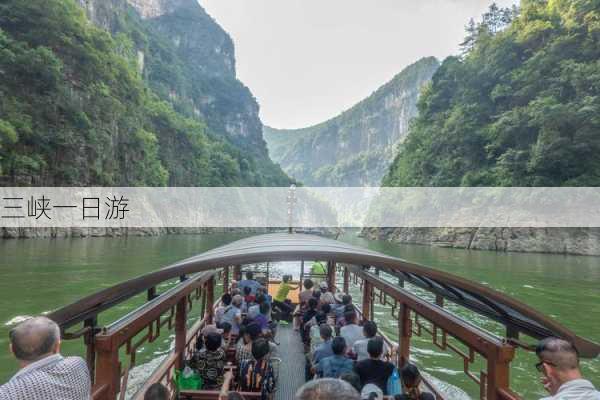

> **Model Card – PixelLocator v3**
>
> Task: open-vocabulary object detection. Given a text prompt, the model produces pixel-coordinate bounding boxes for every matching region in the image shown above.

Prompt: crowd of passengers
[1,273,599,400]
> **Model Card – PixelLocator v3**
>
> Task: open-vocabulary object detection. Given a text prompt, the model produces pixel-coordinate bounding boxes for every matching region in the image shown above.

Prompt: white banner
[1,187,599,228]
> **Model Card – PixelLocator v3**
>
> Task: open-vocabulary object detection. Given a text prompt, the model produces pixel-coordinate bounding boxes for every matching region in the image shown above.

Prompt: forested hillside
[384,0,600,187]
[0,0,291,186]
[264,57,439,186]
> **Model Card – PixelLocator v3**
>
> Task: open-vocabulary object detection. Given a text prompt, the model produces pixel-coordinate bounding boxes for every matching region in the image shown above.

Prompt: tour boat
[48,233,600,400]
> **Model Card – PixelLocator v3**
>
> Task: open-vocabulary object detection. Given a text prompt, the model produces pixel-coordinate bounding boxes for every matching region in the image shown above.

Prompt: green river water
[1,232,599,399]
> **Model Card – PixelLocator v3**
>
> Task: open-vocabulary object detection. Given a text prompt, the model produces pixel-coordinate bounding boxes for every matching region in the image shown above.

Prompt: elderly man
[535,337,600,400]
[0,316,91,400]
[295,378,360,400]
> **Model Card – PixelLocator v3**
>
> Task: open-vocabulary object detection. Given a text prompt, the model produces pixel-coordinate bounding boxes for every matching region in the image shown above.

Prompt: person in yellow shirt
[273,275,298,322]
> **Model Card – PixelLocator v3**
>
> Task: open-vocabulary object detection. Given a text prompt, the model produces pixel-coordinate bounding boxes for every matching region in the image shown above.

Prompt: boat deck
[274,324,306,400]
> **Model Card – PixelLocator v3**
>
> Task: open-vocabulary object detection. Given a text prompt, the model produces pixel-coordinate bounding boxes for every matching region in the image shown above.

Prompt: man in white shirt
[339,311,364,350]
[536,337,600,400]
[352,320,390,361]
[0,316,91,400]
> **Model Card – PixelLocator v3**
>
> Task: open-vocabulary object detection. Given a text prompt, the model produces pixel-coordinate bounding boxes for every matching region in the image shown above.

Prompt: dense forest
[264,58,439,186]
[384,0,600,187]
[0,0,291,186]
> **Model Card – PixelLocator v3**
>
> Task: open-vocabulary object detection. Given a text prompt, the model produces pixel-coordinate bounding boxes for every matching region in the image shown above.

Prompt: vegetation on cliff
[0,0,290,186]
[384,0,600,187]
[265,57,439,186]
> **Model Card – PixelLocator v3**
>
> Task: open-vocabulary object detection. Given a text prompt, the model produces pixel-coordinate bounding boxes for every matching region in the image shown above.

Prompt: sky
[199,0,520,130]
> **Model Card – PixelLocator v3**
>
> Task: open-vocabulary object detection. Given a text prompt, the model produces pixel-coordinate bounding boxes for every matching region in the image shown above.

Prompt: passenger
[361,383,384,400]
[535,337,600,399]
[316,336,354,378]
[273,275,298,319]
[335,294,353,323]
[394,363,434,400]
[144,382,169,400]
[199,324,224,349]
[0,316,91,400]
[319,281,336,305]
[338,304,355,327]
[340,371,363,393]
[301,298,320,344]
[239,338,275,399]
[247,293,265,320]
[354,338,395,394]
[243,286,256,310]
[340,310,364,349]
[310,261,327,280]
[220,322,233,347]
[253,302,271,332]
[215,293,233,325]
[352,321,390,361]
[190,332,226,390]
[307,324,334,380]
[295,378,360,400]
[299,279,315,304]
[309,312,328,352]
[221,294,243,336]
[294,279,315,330]
[236,323,262,365]
[239,271,262,295]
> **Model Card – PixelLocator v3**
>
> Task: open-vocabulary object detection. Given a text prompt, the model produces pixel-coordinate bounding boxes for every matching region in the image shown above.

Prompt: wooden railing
[344,265,517,400]
[69,271,217,400]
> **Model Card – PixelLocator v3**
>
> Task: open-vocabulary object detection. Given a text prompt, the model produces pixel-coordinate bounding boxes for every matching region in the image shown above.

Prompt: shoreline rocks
[360,227,600,256]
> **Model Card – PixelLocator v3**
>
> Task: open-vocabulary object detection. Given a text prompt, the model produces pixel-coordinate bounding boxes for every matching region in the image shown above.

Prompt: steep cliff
[264,57,439,186]
[0,0,290,187]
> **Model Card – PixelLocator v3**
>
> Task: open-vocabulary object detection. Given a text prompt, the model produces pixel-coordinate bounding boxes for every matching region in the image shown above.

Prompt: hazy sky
[199,0,519,129]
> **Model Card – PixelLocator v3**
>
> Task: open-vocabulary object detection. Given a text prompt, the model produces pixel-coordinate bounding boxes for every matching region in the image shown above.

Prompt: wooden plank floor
[274,324,306,400]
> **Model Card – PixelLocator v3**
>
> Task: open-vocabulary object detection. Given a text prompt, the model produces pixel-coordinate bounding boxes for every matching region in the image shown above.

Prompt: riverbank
[0,227,270,239]
[360,227,600,256]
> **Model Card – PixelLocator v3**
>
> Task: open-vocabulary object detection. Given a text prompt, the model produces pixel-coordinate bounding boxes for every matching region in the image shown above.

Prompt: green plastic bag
[175,366,202,391]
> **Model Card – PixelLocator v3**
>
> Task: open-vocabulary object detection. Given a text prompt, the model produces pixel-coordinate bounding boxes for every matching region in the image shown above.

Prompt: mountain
[367,0,600,256]
[264,57,439,186]
[383,0,600,187]
[0,0,291,186]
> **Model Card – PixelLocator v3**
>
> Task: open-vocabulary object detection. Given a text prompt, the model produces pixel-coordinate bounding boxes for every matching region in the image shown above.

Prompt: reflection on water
[0,231,598,399]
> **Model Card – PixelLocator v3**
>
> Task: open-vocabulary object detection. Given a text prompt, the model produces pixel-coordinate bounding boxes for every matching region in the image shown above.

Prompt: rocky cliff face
[76,0,288,185]
[361,227,600,256]
[264,57,440,186]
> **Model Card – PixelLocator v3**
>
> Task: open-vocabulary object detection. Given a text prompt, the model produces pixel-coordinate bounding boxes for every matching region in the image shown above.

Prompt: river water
[1,232,599,398]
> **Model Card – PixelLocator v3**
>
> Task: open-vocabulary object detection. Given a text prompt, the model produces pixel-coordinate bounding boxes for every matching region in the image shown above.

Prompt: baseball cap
[361,384,383,400]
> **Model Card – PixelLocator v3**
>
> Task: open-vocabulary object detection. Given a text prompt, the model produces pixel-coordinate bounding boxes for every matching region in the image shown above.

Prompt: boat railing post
[206,276,215,323]
[398,303,411,368]
[147,287,157,301]
[486,344,514,400]
[362,277,372,321]
[83,317,97,384]
[343,267,350,293]
[95,335,120,400]
[175,295,187,370]
[223,266,229,293]
[234,264,242,281]
[327,261,336,293]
